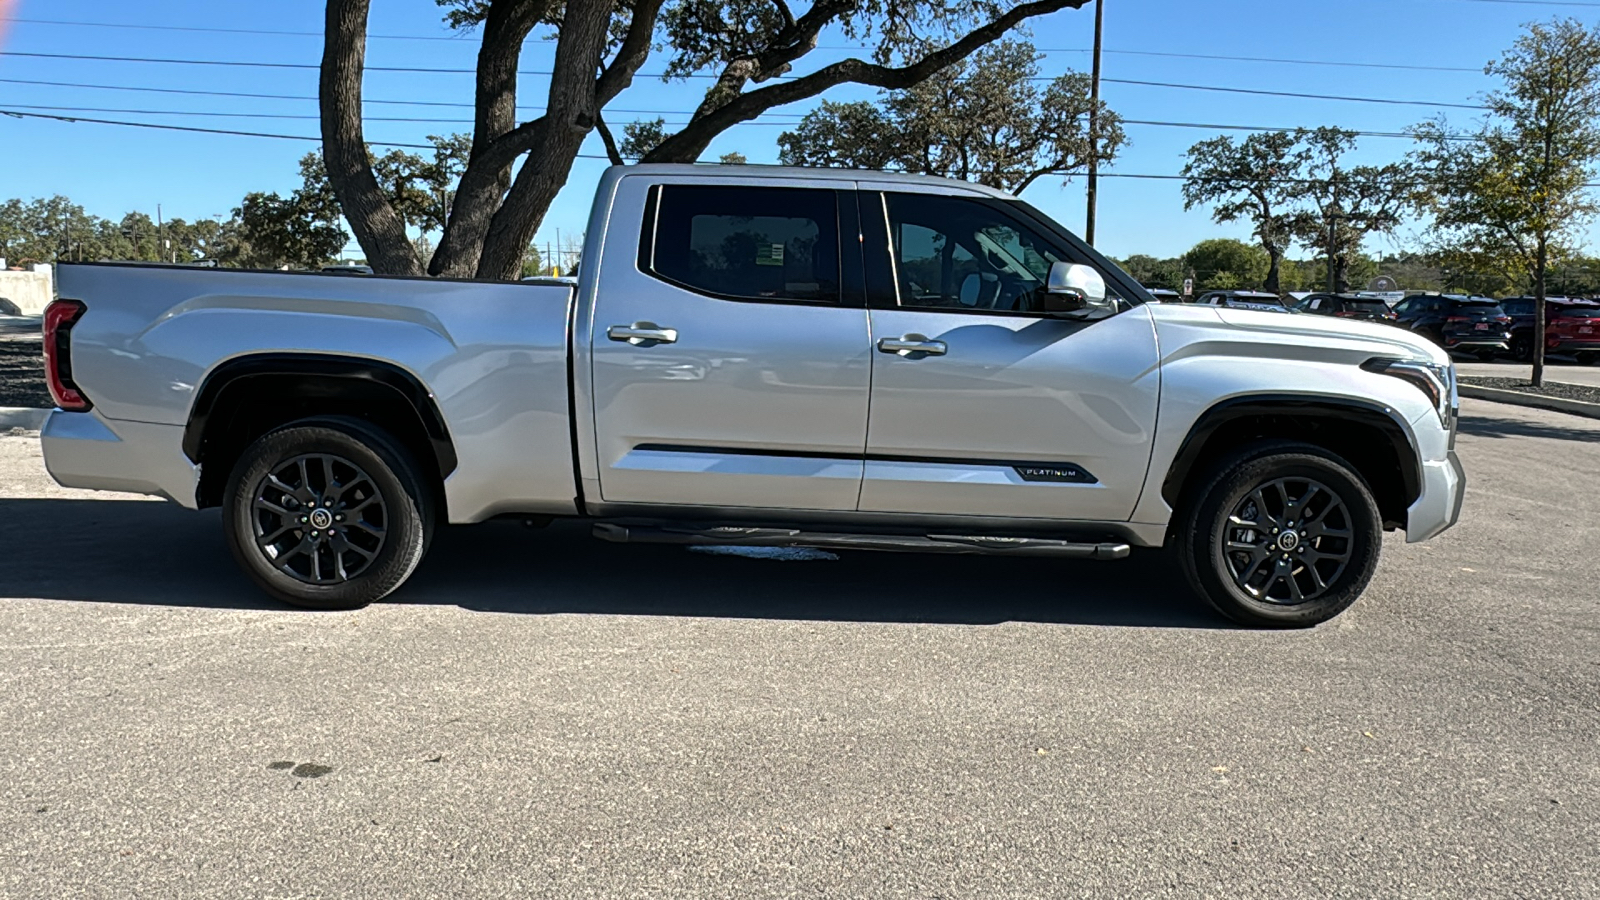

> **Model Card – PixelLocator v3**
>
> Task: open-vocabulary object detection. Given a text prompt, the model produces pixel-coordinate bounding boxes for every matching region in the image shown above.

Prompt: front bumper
[1406,449,1466,542]
[41,410,199,507]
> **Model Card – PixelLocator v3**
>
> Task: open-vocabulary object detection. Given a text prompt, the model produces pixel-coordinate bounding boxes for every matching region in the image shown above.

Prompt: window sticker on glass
[756,243,785,267]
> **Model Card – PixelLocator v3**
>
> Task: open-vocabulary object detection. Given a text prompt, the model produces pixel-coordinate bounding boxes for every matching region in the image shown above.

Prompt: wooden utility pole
[1085,0,1104,246]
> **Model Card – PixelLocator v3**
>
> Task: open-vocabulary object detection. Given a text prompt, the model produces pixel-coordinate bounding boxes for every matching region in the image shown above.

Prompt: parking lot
[1,398,1596,898]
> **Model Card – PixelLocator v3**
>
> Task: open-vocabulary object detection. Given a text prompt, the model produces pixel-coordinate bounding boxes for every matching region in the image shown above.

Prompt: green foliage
[223,153,349,270]
[620,119,669,161]
[1116,254,1186,291]
[1183,127,1417,294]
[1413,18,1600,288]
[372,134,472,234]
[1412,17,1600,381]
[1181,130,1302,292]
[776,40,1125,193]
[1183,238,1270,291]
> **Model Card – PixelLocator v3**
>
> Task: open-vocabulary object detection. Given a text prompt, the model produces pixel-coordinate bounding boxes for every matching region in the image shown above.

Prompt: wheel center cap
[1276,531,1300,551]
[309,508,334,530]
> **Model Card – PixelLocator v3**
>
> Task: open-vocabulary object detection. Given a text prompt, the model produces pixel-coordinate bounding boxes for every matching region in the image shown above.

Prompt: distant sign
[1182,278,1194,297]
[1368,275,1399,292]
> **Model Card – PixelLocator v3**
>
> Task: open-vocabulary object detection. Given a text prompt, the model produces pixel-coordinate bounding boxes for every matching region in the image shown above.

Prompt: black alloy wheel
[224,418,431,610]
[1219,477,1353,605]
[251,453,388,585]
[1177,442,1382,628]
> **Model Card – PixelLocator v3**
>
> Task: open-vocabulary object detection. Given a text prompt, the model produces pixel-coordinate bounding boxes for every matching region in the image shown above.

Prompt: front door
[589,181,871,511]
[858,190,1161,522]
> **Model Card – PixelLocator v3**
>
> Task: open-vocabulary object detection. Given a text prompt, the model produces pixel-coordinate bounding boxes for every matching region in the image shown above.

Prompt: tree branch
[596,111,624,165]
[596,0,668,106]
[428,0,555,276]
[644,0,1089,164]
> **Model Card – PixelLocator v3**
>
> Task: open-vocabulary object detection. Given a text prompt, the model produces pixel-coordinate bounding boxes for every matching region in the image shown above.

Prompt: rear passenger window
[642,185,841,304]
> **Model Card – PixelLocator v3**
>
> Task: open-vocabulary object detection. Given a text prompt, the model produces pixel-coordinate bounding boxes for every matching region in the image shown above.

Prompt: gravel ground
[1460,375,1600,405]
[0,332,49,410]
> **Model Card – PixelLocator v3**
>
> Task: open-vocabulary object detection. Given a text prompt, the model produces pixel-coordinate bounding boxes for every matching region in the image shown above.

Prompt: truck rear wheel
[222,418,432,610]
[1177,443,1381,628]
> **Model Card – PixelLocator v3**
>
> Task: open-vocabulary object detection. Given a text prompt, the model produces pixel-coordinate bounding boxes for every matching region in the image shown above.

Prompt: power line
[10,17,469,41]
[0,51,1498,108]
[0,15,1520,75]
[0,77,809,119]
[1,97,1472,141]
[1104,78,1486,110]
[0,107,1540,186]
[0,102,777,128]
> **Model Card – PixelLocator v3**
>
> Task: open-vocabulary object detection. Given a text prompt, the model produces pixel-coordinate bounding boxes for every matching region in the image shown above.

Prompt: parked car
[40,164,1464,628]
[1547,301,1600,364]
[1292,293,1399,323]
[1500,296,1600,362]
[1195,290,1293,313]
[1392,294,1512,360]
[1145,288,1181,303]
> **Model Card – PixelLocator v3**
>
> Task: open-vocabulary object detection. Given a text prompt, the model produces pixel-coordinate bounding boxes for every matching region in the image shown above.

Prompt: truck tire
[222,417,433,610]
[1176,442,1381,628]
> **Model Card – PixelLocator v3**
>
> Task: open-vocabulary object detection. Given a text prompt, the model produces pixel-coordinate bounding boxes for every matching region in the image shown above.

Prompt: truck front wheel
[222,418,433,610]
[1177,443,1382,628]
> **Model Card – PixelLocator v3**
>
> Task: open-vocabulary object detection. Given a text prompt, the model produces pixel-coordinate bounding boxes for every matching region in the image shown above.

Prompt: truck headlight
[1362,357,1457,429]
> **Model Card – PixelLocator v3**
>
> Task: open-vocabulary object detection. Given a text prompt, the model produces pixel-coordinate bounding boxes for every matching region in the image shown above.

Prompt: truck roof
[608,164,1016,201]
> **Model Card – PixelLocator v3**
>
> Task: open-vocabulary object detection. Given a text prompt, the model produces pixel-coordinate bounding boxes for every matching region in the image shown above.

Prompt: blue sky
[1,0,1592,264]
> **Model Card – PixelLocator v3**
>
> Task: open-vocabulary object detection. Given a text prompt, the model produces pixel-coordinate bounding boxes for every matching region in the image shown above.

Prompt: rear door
[855,189,1160,522]
[588,179,872,511]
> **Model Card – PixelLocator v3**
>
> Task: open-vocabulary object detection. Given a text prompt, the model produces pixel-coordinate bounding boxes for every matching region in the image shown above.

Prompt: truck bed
[50,264,581,522]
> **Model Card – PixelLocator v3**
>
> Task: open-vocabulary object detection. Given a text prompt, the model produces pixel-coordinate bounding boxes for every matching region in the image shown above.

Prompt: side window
[882,192,1121,315]
[643,185,841,304]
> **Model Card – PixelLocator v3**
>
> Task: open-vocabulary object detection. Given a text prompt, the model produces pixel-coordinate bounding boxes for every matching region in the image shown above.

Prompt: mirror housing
[1045,262,1114,314]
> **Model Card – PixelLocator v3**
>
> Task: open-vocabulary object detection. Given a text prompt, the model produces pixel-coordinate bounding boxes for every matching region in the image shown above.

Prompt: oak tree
[319,0,1092,280]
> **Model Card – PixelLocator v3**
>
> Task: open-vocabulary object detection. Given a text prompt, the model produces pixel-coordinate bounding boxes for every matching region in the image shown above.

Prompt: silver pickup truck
[41,165,1464,627]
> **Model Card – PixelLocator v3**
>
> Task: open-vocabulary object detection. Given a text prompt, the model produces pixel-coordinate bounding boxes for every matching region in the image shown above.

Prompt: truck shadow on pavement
[0,499,1229,629]
[1457,413,1600,442]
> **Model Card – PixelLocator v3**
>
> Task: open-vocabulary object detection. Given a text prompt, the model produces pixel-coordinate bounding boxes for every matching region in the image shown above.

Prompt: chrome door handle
[607,322,678,346]
[877,335,947,357]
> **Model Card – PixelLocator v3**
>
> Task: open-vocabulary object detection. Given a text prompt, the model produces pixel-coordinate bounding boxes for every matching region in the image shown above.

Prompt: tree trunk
[1533,237,1548,388]
[1263,246,1282,295]
[428,0,553,277]
[320,0,421,275]
[1333,252,1351,294]
[475,0,612,281]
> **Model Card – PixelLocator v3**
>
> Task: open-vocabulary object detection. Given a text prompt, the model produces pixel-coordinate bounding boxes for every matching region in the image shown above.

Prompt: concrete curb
[0,407,49,432]
[1459,384,1600,421]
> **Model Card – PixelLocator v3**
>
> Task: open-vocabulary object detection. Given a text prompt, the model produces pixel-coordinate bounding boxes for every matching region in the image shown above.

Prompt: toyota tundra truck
[39,165,1465,627]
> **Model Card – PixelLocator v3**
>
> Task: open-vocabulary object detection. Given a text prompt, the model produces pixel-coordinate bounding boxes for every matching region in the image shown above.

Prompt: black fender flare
[1160,394,1422,510]
[182,353,457,478]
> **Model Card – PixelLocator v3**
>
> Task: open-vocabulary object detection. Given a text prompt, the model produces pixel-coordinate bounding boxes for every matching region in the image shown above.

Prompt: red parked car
[1501,296,1600,363]
[1547,301,1600,364]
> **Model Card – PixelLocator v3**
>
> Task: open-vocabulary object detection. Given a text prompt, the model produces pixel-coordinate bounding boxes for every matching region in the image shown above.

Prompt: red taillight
[43,299,91,411]
[1445,316,1470,324]
[1334,311,1362,318]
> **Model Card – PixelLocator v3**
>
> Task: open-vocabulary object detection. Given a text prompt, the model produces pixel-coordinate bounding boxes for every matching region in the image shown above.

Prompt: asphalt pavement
[0,399,1596,898]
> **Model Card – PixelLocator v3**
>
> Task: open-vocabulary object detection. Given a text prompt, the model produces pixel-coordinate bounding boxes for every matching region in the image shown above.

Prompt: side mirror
[1046,262,1113,313]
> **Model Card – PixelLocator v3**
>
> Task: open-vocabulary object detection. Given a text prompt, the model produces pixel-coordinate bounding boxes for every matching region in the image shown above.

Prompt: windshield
[1348,301,1389,314]
[1555,306,1600,318]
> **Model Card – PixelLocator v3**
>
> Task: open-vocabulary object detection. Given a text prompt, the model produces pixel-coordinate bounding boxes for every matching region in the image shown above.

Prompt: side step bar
[593,524,1131,560]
